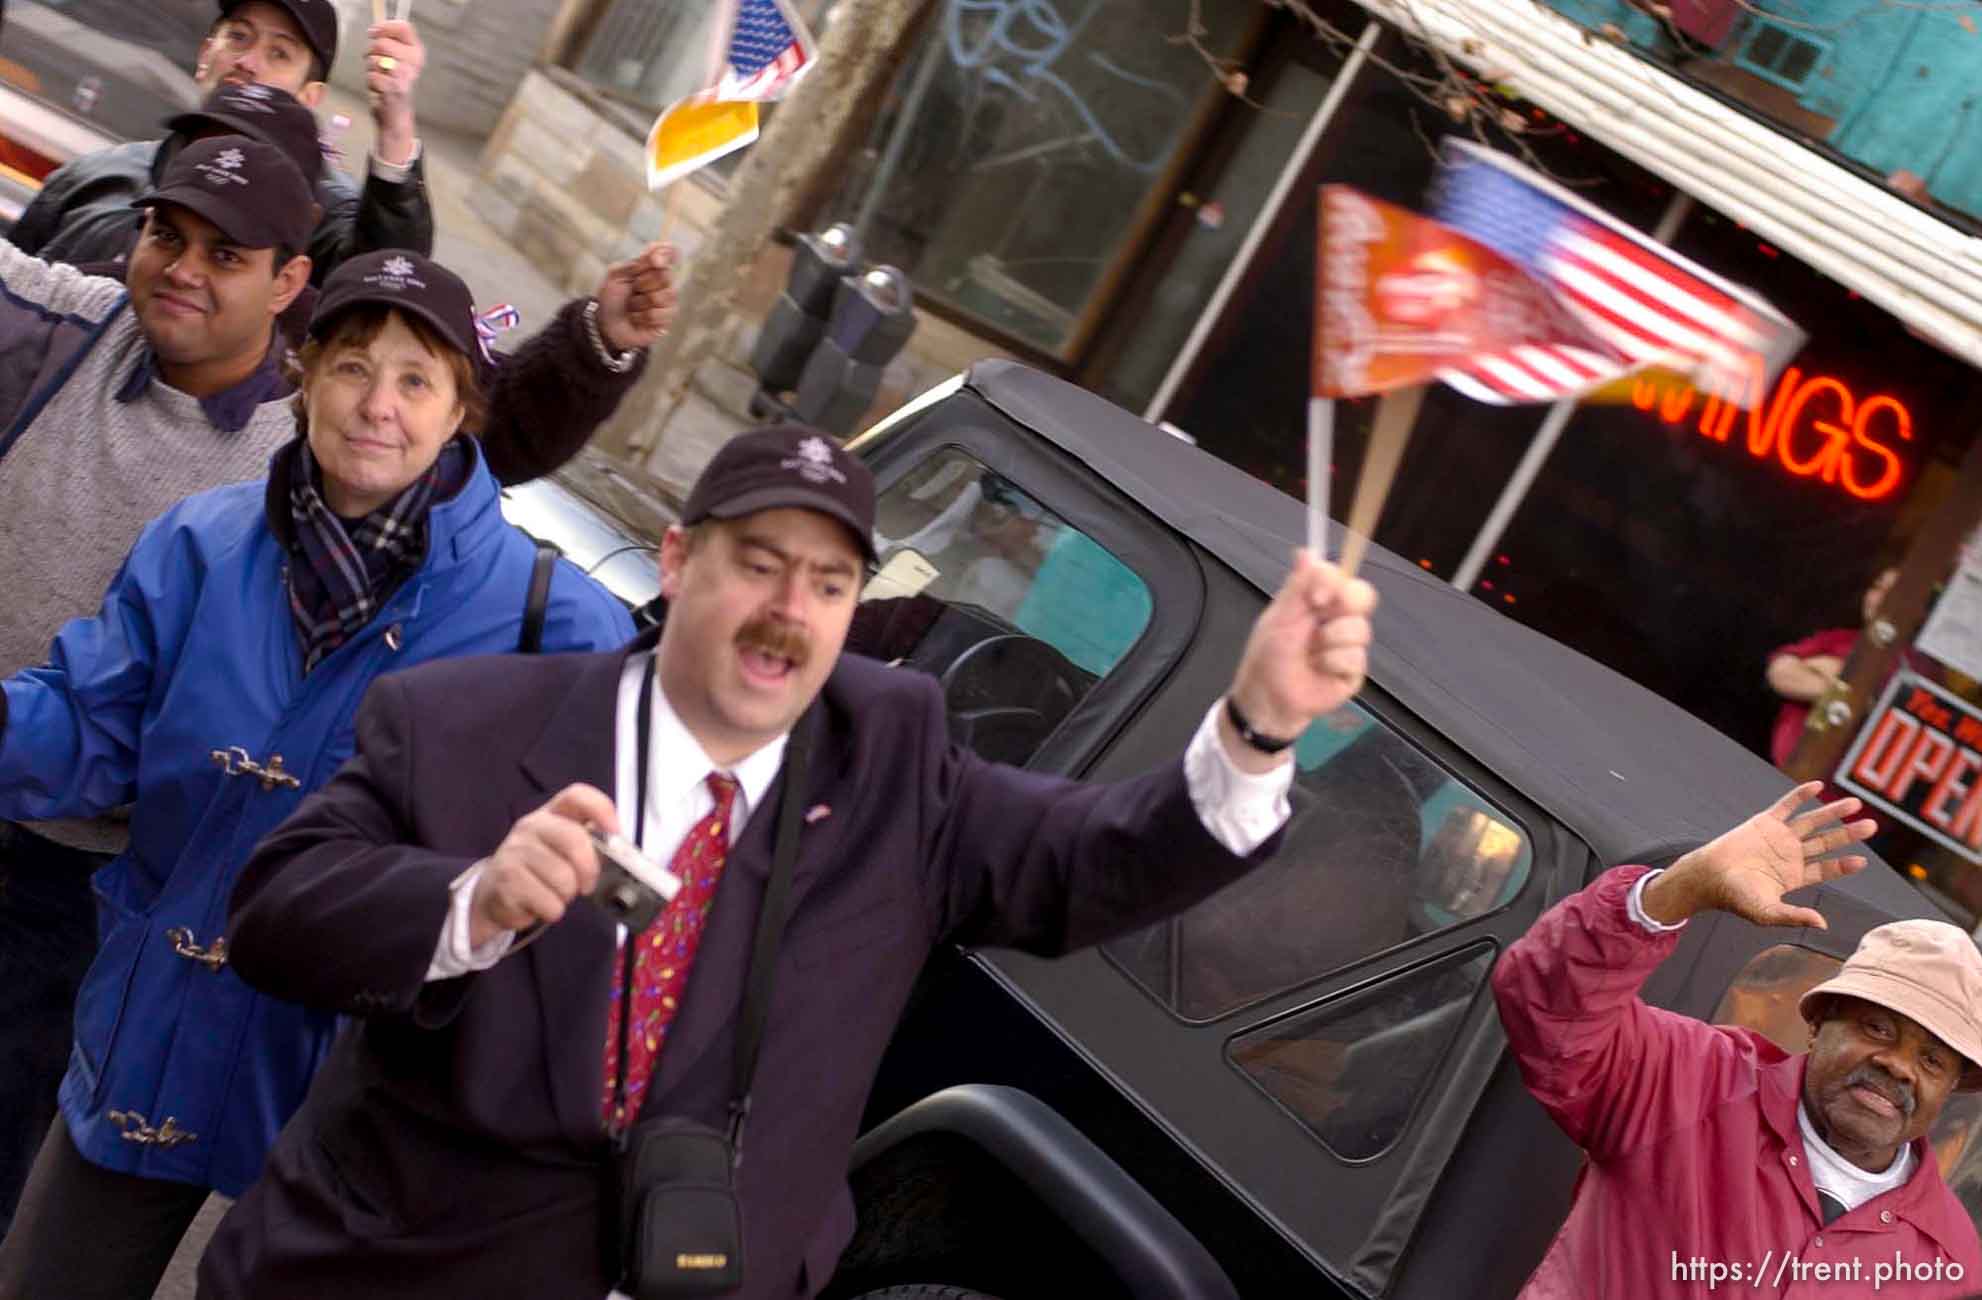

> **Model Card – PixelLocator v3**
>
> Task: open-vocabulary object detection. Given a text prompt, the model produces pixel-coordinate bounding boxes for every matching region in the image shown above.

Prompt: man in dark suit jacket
[203,424,1378,1300]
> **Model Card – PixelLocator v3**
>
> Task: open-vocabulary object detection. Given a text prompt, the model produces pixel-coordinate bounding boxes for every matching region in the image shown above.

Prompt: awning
[1356,0,1982,372]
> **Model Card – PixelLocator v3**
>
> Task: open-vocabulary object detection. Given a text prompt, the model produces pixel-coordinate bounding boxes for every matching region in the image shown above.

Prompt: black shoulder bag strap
[724,711,813,1163]
[518,542,558,653]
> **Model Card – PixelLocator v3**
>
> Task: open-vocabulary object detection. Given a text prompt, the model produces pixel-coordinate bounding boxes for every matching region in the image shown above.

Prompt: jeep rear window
[1228,943,1495,1162]
[1104,702,1531,1021]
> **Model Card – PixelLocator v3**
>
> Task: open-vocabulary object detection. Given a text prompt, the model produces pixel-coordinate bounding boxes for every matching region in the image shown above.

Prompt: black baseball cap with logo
[165,82,325,191]
[309,250,482,372]
[682,425,878,563]
[216,0,339,75]
[134,135,316,253]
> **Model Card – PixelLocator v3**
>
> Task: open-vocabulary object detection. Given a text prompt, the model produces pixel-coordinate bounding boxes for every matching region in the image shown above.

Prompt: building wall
[475,67,1013,492]
[1819,8,1982,210]
[1539,0,1982,217]
[327,0,564,137]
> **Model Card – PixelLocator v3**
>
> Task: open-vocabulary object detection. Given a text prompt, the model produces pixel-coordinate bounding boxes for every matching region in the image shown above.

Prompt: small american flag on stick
[645,0,818,191]
[1310,145,1800,577]
[1313,185,1620,404]
[1429,138,1801,405]
[721,0,815,99]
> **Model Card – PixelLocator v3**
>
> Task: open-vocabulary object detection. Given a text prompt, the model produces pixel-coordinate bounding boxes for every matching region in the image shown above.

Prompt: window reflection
[819,0,1257,354]
[1105,703,1530,1021]
[1229,945,1494,1162]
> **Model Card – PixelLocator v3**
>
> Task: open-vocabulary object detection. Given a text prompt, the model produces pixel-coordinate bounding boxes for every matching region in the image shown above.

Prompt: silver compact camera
[589,829,681,934]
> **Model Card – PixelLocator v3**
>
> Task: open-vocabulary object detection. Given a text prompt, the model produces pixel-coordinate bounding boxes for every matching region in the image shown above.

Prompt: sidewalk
[319,84,569,338]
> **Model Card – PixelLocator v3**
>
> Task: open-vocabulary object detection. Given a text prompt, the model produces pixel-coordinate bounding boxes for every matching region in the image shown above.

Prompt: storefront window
[1157,20,1982,793]
[573,0,731,112]
[820,0,1259,356]
[1537,0,1982,227]
[1478,202,1979,758]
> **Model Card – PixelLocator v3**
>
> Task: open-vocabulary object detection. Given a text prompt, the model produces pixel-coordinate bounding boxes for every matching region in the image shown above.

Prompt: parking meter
[749,223,860,392]
[791,265,917,436]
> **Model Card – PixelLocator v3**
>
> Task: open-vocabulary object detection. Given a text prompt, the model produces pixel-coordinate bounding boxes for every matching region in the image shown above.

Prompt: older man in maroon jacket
[1495,782,1982,1298]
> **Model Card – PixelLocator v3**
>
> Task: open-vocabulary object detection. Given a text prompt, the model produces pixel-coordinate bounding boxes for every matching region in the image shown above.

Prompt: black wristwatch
[1224,696,1299,754]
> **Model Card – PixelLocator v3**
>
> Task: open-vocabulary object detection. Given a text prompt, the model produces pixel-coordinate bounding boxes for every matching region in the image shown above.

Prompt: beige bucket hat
[1800,920,1982,1091]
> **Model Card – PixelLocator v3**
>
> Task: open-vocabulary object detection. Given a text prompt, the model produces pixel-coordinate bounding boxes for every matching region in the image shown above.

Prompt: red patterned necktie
[602,771,740,1129]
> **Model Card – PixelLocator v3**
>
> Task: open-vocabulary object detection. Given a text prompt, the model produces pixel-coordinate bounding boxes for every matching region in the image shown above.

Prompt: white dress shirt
[1797,1096,1914,1213]
[428,651,1296,979]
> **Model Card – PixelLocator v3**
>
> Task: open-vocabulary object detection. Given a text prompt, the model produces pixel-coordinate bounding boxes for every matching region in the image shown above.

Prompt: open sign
[1837,670,1982,863]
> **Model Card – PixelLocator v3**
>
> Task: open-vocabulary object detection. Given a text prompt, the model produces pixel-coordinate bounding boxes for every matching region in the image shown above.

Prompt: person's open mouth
[737,646,796,685]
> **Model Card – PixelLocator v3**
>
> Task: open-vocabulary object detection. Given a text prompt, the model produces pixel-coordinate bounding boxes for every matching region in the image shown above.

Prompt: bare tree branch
[1174,0,1603,184]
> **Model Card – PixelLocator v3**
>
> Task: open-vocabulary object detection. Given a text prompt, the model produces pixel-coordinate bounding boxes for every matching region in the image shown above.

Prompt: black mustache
[1842,1063,1915,1116]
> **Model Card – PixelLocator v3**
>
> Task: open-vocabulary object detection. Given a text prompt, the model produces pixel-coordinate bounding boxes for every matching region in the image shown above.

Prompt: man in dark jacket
[203,428,1378,1299]
[9,0,433,283]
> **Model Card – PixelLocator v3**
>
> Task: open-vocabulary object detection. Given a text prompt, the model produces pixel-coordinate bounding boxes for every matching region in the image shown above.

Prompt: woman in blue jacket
[0,251,637,1295]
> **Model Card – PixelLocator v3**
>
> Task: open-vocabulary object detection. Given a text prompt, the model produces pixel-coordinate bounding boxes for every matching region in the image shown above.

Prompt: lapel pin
[805,804,832,824]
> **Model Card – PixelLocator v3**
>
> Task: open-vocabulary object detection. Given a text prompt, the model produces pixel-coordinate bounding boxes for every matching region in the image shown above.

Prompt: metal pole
[1144,21,1381,424]
[850,14,950,248]
[1449,399,1578,592]
[1449,193,1695,592]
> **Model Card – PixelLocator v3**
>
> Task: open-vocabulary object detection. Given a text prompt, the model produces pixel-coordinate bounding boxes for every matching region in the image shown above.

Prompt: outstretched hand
[1643,781,1876,929]
[1219,548,1378,772]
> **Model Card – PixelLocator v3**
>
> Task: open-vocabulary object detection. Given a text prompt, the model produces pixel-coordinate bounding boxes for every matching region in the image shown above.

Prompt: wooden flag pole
[658,183,685,246]
[371,0,386,25]
[1338,384,1427,579]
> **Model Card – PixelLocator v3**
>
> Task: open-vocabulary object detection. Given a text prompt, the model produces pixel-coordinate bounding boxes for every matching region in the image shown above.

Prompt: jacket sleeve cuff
[1626,868,1689,934]
[368,139,423,184]
[425,859,515,981]
[1184,699,1293,856]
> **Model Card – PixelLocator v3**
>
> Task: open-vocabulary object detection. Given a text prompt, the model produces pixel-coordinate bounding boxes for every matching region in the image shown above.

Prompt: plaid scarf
[285,436,471,674]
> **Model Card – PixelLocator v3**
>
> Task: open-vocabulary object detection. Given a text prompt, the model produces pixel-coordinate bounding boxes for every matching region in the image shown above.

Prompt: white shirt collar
[1797,1098,1915,1213]
[629,650,789,825]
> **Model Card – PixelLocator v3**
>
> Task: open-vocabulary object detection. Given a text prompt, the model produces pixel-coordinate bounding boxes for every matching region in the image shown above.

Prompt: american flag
[1429,139,1801,406]
[645,0,816,189]
[473,303,522,363]
[717,0,816,101]
[1430,272,1628,407]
